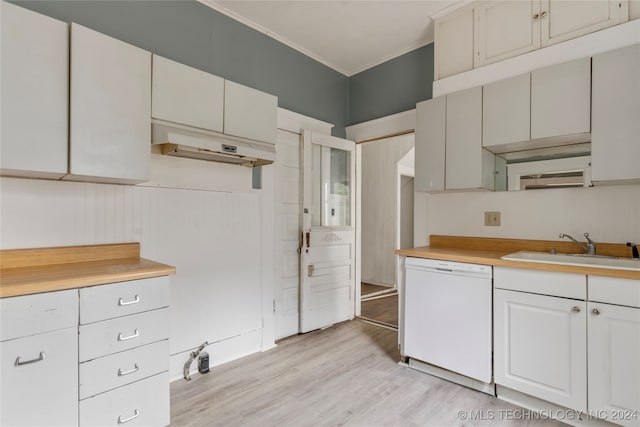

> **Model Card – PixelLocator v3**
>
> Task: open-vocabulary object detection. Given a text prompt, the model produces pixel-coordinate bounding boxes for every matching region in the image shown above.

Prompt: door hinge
[308,264,315,277]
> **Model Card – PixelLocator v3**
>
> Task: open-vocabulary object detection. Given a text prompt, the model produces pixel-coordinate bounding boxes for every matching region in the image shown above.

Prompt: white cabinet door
[152,55,224,132]
[415,97,446,192]
[476,0,541,67]
[588,302,640,426]
[446,86,495,190]
[434,6,475,80]
[531,57,591,140]
[632,0,640,19]
[69,23,151,184]
[591,44,640,184]
[0,328,78,427]
[482,73,531,151]
[0,2,68,179]
[224,80,277,145]
[494,289,587,411]
[542,0,628,47]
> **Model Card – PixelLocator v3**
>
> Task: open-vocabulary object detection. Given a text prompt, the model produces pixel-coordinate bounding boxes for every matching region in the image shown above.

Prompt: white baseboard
[496,385,618,427]
[170,329,263,382]
[408,358,495,396]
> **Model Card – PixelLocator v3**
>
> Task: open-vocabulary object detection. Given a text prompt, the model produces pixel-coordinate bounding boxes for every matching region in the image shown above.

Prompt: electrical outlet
[484,211,501,226]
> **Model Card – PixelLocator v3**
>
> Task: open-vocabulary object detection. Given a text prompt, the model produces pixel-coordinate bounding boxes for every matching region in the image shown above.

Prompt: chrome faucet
[559,232,596,255]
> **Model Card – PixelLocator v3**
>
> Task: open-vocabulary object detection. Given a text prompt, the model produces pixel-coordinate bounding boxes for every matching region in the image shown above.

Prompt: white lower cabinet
[80,372,170,427]
[494,288,587,411]
[0,327,79,427]
[588,302,640,426]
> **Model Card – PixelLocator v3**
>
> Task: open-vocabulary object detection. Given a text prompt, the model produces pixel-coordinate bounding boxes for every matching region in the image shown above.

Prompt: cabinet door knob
[533,13,540,19]
[571,306,581,313]
[540,11,548,18]
[592,308,600,315]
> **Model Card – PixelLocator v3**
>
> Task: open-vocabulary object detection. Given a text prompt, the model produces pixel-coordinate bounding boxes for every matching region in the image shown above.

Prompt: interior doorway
[357,134,414,329]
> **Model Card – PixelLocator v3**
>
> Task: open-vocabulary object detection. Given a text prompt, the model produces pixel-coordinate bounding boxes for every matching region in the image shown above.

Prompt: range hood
[151,120,275,167]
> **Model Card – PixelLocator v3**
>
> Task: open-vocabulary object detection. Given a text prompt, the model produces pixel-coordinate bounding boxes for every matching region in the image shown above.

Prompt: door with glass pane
[300,130,356,333]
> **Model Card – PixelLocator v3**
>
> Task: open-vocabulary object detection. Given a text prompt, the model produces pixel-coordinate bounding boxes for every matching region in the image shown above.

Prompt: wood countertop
[0,243,176,298]
[396,236,640,280]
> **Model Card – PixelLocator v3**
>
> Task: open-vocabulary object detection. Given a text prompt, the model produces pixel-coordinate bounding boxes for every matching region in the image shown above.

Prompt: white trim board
[434,19,640,97]
[346,109,416,142]
[277,108,334,135]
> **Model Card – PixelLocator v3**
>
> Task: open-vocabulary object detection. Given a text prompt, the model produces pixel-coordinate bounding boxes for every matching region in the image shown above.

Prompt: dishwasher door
[404,262,492,383]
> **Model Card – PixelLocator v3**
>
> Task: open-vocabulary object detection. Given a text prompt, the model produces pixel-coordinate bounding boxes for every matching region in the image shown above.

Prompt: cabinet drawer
[80,372,169,427]
[1,289,78,341]
[589,276,640,308]
[494,266,586,299]
[1,327,78,427]
[80,339,169,399]
[80,276,169,324]
[79,308,169,362]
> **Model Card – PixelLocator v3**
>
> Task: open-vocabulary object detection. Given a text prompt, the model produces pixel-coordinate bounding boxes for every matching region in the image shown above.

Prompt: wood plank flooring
[361,283,392,298]
[170,320,564,427]
[360,294,398,327]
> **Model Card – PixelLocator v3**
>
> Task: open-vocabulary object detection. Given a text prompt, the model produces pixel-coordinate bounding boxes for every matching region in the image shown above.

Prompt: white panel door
[494,289,587,411]
[0,1,68,179]
[152,54,224,132]
[542,0,628,47]
[476,0,541,66]
[588,302,640,427]
[69,23,151,184]
[300,130,355,333]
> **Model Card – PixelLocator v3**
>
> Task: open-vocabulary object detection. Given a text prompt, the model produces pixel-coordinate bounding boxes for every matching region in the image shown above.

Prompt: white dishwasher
[404,257,493,386]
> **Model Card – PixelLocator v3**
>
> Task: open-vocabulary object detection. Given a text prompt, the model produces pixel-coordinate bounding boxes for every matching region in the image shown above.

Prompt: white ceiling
[199,0,459,76]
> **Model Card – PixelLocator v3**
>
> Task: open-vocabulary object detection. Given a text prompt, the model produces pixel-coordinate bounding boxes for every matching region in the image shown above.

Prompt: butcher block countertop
[396,235,640,280]
[0,243,175,298]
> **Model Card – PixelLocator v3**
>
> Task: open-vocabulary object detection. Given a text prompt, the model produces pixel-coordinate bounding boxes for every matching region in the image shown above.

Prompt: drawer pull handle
[118,329,139,341]
[15,352,45,366]
[118,295,140,306]
[118,409,140,424]
[118,363,140,376]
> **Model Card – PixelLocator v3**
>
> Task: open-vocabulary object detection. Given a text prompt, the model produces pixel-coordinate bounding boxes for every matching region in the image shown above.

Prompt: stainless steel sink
[501,251,640,271]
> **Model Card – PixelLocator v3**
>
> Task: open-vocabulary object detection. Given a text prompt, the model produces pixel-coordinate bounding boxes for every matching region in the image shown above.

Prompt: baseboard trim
[408,358,495,396]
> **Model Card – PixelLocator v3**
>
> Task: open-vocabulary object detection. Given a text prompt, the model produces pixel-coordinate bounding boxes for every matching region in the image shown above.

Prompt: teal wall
[12,0,434,135]
[12,0,349,137]
[348,44,434,126]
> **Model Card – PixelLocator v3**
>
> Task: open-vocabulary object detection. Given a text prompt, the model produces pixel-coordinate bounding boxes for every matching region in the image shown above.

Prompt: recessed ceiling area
[199,0,459,76]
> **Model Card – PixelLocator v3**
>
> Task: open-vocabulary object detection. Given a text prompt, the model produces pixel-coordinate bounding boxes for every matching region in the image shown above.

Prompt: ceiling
[199,0,460,76]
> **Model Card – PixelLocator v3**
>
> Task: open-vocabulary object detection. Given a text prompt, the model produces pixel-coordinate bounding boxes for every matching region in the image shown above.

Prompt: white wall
[414,185,640,248]
[361,133,414,286]
[0,153,275,380]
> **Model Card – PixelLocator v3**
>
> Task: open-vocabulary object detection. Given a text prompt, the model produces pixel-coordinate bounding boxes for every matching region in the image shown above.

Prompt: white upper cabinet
[224,80,277,145]
[152,55,224,133]
[482,73,531,150]
[591,44,640,184]
[434,6,475,80]
[415,97,446,192]
[531,57,591,140]
[436,0,629,80]
[445,86,495,191]
[541,0,629,47]
[68,23,151,184]
[0,2,68,179]
[476,1,541,67]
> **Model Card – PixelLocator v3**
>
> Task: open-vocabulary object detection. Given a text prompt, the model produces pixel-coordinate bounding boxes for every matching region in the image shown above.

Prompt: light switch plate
[485,211,501,226]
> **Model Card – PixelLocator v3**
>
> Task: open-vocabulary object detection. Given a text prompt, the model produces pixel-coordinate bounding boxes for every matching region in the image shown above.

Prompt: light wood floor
[361,294,398,327]
[170,320,564,427]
